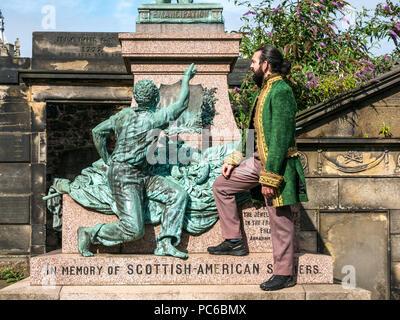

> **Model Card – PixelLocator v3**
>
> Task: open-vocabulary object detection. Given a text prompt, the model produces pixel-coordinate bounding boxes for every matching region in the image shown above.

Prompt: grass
[0,268,25,284]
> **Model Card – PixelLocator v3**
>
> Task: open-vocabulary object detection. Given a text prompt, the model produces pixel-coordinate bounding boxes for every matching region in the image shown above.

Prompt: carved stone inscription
[32,32,126,72]
[137,4,223,24]
[152,10,209,19]
[0,134,30,162]
[243,209,271,242]
[36,258,324,286]
[241,205,300,253]
[43,262,320,277]
[45,263,261,277]
[53,35,122,59]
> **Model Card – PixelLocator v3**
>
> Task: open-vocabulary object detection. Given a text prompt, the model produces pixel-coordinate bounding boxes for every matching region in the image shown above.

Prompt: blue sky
[0,0,396,58]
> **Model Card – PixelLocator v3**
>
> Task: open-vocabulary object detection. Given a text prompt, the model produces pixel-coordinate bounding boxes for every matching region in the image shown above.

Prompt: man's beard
[253,68,265,88]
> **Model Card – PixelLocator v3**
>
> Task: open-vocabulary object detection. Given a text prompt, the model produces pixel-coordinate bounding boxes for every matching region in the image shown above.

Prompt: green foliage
[379,122,392,138]
[229,77,258,130]
[0,268,25,284]
[352,1,400,52]
[229,0,400,118]
[201,87,218,127]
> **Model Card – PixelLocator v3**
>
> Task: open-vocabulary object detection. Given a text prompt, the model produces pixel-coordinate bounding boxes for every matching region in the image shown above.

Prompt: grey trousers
[212,155,295,276]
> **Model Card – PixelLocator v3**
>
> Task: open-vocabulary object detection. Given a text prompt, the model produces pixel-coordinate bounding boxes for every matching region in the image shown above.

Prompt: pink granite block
[30,251,333,286]
[130,63,231,74]
[58,283,307,300]
[132,73,242,145]
[240,202,300,253]
[120,32,243,147]
[135,24,225,34]
[122,222,223,254]
[62,196,290,255]
[119,33,242,59]
[62,195,120,254]
[0,278,61,300]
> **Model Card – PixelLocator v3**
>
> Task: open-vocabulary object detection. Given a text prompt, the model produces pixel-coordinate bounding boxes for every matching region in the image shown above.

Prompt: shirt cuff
[223,151,244,166]
[259,169,284,188]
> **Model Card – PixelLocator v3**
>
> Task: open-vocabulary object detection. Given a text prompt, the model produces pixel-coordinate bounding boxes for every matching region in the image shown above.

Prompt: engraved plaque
[0,164,31,193]
[0,197,30,224]
[243,209,271,242]
[32,32,126,72]
[0,133,30,162]
[137,3,224,24]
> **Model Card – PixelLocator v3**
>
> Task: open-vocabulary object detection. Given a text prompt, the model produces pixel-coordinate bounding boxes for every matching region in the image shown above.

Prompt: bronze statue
[77,64,197,259]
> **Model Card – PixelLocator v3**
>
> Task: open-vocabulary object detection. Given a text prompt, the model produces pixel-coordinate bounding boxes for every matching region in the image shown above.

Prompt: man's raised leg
[209,156,261,255]
[213,156,261,238]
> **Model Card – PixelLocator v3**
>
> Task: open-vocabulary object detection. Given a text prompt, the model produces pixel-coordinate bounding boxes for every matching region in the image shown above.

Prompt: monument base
[29,250,333,286]
[61,195,300,255]
[0,277,372,300]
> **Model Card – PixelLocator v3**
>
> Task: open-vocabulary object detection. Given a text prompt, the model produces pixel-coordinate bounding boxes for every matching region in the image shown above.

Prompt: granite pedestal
[30,250,332,286]
[119,32,243,147]
[29,194,333,287]
[62,195,282,254]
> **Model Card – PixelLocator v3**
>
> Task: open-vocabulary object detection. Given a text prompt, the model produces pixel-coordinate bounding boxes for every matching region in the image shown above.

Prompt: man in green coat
[208,46,308,291]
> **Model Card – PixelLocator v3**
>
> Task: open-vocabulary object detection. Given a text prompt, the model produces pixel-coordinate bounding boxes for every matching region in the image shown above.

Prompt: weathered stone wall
[46,103,121,186]
[45,103,123,251]
[293,66,400,299]
[28,81,131,252]
[297,173,400,300]
[0,57,33,276]
[7,33,134,256]
[294,77,400,299]
[300,87,400,139]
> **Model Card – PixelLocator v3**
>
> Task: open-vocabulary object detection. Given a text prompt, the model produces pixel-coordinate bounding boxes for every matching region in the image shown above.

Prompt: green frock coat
[225,74,308,207]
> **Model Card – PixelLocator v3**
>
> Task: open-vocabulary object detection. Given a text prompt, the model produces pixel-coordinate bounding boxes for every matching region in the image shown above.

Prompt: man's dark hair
[255,45,291,76]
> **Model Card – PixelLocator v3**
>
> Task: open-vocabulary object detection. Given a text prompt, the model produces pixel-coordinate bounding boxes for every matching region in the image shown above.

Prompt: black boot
[260,275,296,291]
[207,239,248,256]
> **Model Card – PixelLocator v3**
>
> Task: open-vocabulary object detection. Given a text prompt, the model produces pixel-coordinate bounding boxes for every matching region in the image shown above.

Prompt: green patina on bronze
[137,2,224,25]
[158,81,217,135]
[47,140,248,233]
[45,64,249,259]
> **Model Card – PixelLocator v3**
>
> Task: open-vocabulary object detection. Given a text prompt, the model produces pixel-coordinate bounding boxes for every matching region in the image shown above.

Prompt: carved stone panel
[316,150,393,176]
[339,178,400,210]
[158,81,216,134]
[319,212,389,300]
[32,32,126,72]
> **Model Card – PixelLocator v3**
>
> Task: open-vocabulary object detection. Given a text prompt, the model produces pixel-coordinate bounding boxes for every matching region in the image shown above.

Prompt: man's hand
[261,185,275,198]
[184,63,197,80]
[221,163,235,178]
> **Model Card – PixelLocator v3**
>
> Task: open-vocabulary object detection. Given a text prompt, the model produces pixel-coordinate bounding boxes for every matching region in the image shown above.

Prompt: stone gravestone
[32,32,126,72]
[29,1,333,289]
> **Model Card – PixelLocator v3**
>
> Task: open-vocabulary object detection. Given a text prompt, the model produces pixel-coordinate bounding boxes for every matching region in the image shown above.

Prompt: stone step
[62,195,301,254]
[29,250,332,286]
[0,278,371,300]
